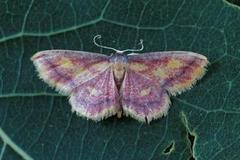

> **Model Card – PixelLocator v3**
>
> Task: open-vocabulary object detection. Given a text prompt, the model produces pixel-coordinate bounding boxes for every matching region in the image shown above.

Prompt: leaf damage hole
[180,112,196,160]
[188,132,196,160]
[225,0,240,7]
[163,141,175,155]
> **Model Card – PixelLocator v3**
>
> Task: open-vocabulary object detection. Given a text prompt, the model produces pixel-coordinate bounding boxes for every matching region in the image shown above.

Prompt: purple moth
[31,35,209,123]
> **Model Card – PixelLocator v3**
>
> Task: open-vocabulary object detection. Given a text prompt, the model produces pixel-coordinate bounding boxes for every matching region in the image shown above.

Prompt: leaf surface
[1,0,240,159]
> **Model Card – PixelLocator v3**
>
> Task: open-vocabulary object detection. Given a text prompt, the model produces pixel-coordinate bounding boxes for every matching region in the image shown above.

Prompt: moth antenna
[121,39,144,53]
[93,35,144,54]
[93,35,122,53]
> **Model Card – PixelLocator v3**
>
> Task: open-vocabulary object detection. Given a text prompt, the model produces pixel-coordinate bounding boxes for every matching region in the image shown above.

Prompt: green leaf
[1,0,240,159]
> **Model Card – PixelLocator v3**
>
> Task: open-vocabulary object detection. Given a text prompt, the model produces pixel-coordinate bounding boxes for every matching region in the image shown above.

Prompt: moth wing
[32,50,120,120]
[121,51,208,123]
[31,50,110,94]
[127,51,209,96]
[121,70,170,123]
[69,68,120,121]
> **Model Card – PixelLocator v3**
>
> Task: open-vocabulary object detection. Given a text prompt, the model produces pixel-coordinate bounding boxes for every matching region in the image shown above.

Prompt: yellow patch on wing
[173,80,191,91]
[139,88,151,96]
[129,62,148,71]
[72,67,85,76]
[58,57,74,68]
[191,66,205,79]
[167,59,183,69]
[153,68,167,78]
[168,64,207,95]
[91,62,110,71]
[57,57,86,76]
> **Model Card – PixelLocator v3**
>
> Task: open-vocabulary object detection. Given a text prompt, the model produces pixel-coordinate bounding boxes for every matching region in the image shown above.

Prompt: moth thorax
[112,63,126,83]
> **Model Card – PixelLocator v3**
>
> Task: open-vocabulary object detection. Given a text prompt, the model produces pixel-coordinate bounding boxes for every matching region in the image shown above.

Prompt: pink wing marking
[32,50,120,120]
[128,51,209,96]
[69,68,120,121]
[121,51,208,123]
[31,50,110,94]
[121,70,170,123]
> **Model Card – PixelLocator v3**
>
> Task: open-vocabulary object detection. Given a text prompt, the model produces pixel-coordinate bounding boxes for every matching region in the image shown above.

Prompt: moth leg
[117,110,123,118]
[145,117,148,124]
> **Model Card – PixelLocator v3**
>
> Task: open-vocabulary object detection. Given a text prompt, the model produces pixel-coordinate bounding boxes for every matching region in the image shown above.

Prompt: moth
[31,35,209,123]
